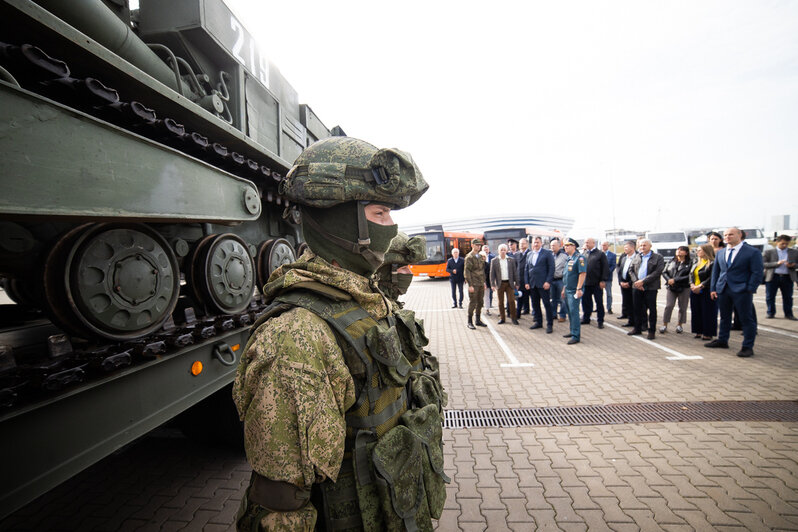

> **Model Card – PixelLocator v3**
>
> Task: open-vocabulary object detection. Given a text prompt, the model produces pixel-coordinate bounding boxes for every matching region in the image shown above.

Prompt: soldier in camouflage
[233,136,448,531]
[465,238,488,330]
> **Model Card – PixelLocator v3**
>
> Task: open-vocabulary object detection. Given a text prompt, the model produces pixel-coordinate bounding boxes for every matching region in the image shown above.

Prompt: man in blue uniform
[561,238,587,345]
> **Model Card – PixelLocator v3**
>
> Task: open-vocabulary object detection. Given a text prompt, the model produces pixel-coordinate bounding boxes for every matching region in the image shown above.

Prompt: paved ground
[2,279,797,531]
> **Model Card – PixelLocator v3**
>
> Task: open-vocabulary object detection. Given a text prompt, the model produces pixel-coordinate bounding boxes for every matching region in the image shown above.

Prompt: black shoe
[617,315,628,320]
[563,333,572,338]
[452,304,458,308]
[485,309,491,316]
[546,325,553,334]
[567,337,580,345]
[512,319,519,325]
[622,322,634,328]
[704,339,729,348]
[581,319,590,325]
[647,331,655,340]
[627,329,642,336]
[766,314,775,319]
[607,309,613,314]
[737,347,754,357]
[787,316,798,321]
[459,303,463,308]
[597,323,604,329]
[529,323,542,330]
[476,319,487,327]
[498,319,505,324]
[467,319,475,330]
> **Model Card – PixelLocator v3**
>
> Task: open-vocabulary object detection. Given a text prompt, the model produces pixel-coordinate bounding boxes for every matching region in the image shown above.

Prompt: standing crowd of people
[455,228,796,358]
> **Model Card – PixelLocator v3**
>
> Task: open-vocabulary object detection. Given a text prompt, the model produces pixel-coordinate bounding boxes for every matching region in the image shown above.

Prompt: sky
[223,0,798,236]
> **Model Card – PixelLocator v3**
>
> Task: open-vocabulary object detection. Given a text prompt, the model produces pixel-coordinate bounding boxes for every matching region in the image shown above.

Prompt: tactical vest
[246,281,449,532]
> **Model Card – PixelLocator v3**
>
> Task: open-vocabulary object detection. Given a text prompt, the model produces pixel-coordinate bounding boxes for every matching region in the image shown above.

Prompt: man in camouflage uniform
[464,238,487,330]
[233,137,448,531]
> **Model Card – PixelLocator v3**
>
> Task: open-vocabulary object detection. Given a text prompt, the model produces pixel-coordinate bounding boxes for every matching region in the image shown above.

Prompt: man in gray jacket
[763,234,798,320]
[628,239,665,339]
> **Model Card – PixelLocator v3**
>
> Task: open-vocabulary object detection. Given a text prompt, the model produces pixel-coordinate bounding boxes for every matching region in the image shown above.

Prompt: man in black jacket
[581,238,609,328]
[628,238,665,339]
[446,248,465,308]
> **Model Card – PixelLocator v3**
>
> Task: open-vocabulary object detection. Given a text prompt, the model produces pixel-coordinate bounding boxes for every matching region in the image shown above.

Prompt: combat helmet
[280,137,428,275]
[375,232,427,301]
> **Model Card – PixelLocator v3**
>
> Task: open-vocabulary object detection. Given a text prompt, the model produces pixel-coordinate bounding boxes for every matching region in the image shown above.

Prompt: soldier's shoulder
[251,307,336,352]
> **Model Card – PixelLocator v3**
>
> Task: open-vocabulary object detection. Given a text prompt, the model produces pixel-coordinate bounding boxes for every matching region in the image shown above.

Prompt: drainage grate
[443,400,798,429]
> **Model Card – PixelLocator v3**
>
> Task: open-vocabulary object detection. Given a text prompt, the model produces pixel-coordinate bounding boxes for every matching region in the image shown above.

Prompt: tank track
[0,41,286,411]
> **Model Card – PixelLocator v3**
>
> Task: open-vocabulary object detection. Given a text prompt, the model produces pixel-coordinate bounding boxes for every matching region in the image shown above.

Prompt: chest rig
[252,281,448,531]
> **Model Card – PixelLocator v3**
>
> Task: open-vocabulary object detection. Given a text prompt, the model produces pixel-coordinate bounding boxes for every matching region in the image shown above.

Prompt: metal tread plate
[443,400,798,429]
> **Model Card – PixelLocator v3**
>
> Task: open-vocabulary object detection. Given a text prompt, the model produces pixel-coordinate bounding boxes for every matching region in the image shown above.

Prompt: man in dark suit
[490,244,519,325]
[706,227,765,357]
[601,241,617,314]
[581,238,609,328]
[616,240,636,326]
[524,236,555,333]
[628,238,665,339]
[446,248,465,308]
[763,234,798,320]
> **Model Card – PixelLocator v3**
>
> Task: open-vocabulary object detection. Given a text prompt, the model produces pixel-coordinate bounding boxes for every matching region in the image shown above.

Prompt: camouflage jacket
[232,251,392,529]
[464,251,485,286]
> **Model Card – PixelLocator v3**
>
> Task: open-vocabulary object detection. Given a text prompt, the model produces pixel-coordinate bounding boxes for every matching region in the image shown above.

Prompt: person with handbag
[659,246,691,333]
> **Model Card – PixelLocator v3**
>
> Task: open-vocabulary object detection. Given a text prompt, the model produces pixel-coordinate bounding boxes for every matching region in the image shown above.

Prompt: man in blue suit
[705,227,764,357]
[524,236,556,333]
[446,248,465,308]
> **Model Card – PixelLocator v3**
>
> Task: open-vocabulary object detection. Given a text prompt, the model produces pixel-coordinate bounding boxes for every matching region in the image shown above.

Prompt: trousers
[468,284,485,318]
[450,279,464,305]
[496,281,516,321]
[718,290,756,348]
[690,289,717,337]
[632,289,658,332]
[530,286,553,325]
[565,289,581,339]
[581,284,605,323]
[765,274,794,317]
[663,288,690,324]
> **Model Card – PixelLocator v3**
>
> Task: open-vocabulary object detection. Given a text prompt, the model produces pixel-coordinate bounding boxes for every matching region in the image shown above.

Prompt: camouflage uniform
[464,239,486,327]
[233,137,447,531]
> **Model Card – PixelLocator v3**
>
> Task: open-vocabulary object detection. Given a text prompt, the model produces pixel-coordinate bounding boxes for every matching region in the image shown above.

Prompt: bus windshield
[411,231,445,264]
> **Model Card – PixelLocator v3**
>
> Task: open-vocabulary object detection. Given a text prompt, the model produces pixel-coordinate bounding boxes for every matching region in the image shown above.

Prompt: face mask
[395,272,414,294]
[365,220,398,262]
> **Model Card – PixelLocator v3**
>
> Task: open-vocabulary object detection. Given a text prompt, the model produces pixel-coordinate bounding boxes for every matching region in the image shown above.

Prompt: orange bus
[407,230,484,278]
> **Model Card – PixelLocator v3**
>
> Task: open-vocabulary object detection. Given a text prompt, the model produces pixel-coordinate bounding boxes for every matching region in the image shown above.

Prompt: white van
[645,230,688,261]
[740,228,768,253]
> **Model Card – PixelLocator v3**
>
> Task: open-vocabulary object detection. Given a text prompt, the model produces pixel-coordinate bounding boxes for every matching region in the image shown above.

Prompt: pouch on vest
[394,309,428,361]
[365,323,412,388]
[372,425,432,532]
[409,371,445,414]
[400,404,450,519]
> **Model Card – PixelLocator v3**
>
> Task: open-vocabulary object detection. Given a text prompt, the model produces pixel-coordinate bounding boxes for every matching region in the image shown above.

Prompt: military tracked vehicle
[0,0,339,516]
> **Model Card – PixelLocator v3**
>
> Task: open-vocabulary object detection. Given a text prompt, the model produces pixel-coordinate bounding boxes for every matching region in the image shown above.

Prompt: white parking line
[484,320,535,368]
[654,302,798,339]
[603,321,703,360]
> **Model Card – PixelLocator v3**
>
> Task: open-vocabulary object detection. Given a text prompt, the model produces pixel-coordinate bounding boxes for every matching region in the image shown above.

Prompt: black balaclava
[302,202,397,277]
